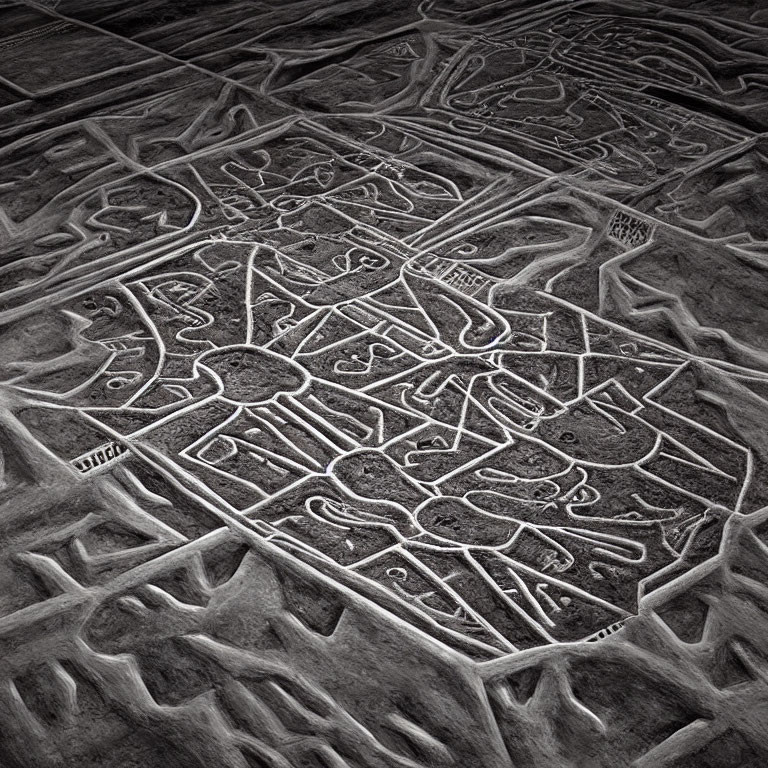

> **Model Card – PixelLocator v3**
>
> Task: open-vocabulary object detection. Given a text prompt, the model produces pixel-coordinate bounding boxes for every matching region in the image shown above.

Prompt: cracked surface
[1,1,768,766]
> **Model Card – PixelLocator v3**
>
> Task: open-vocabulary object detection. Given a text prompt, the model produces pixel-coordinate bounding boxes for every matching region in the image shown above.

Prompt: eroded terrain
[1,1,768,766]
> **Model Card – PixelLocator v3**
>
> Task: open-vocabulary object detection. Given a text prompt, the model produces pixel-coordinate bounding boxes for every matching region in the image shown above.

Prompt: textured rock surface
[1,1,768,766]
